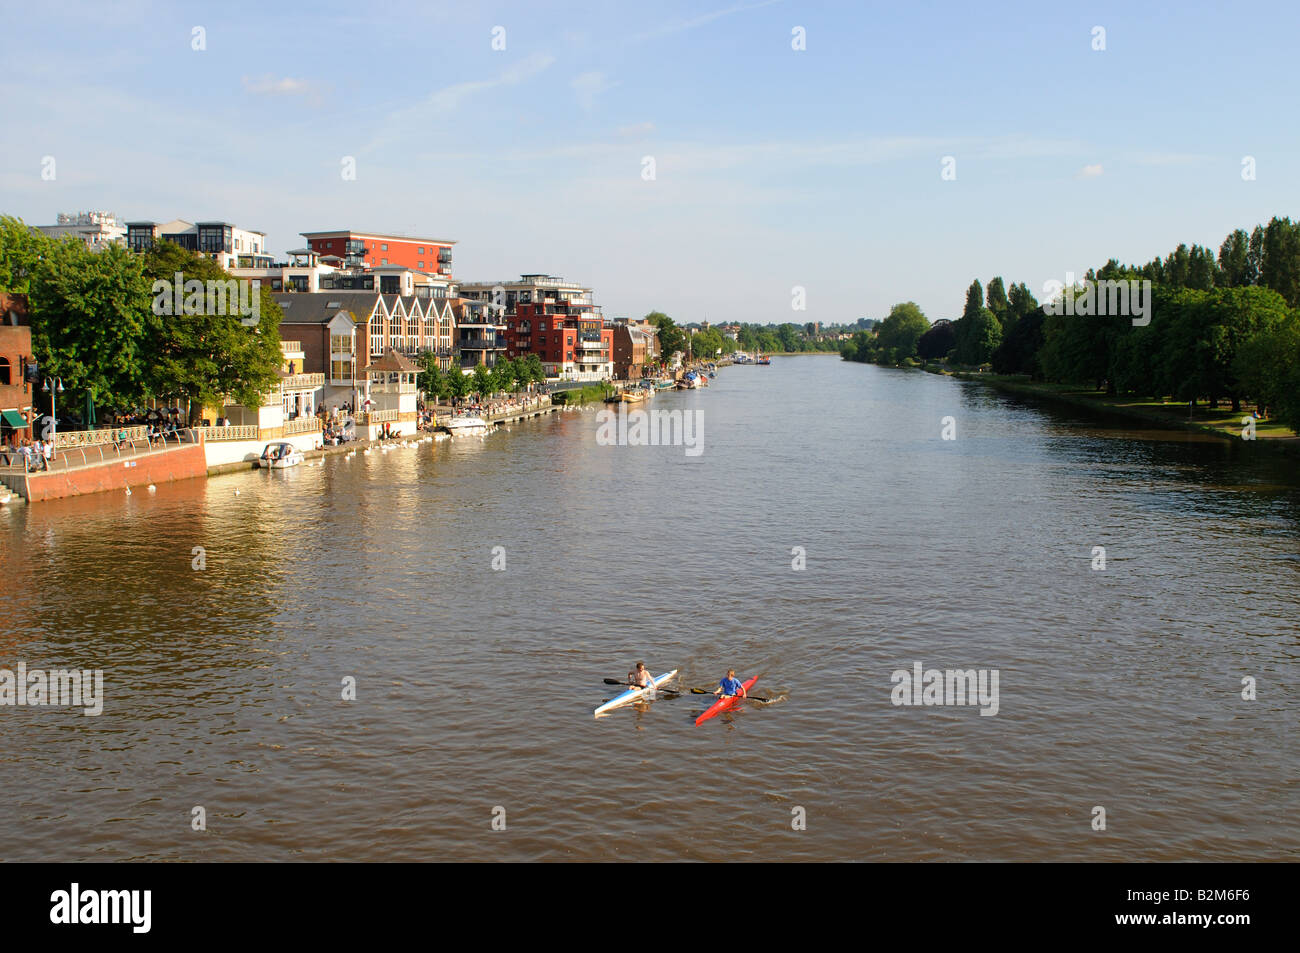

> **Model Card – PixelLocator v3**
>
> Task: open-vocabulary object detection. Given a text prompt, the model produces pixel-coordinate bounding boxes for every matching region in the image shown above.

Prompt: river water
[1,355,1296,861]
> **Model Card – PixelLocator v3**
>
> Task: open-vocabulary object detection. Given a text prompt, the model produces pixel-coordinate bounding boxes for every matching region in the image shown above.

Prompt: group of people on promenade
[0,436,54,470]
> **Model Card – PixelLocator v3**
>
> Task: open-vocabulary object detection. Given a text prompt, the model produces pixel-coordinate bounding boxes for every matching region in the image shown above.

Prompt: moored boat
[694,676,759,725]
[445,415,490,436]
[258,441,303,469]
[594,669,679,717]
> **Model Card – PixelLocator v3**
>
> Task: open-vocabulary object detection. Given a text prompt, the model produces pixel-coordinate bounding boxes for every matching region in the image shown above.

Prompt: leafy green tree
[991,309,1046,376]
[874,302,929,357]
[416,350,445,400]
[916,320,956,361]
[523,353,546,385]
[0,215,53,292]
[140,241,282,423]
[986,277,1009,326]
[1007,281,1039,332]
[471,363,493,398]
[29,240,153,417]
[1234,313,1300,429]
[1260,216,1300,307]
[447,366,471,400]
[1219,229,1256,287]
[645,311,685,359]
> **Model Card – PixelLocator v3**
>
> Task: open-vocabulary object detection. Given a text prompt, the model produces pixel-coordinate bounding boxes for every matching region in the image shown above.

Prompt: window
[381,243,388,251]
[0,356,9,385]
[418,261,424,269]
[539,321,547,331]
[418,247,424,254]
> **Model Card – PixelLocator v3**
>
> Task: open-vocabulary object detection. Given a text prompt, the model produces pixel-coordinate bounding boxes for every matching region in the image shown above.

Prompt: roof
[300,229,457,245]
[273,292,377,325]
[368,348,420,373]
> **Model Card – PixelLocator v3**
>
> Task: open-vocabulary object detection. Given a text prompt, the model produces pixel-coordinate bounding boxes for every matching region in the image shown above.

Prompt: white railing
[55,426,148,449]
[200,425,259,441]
[283,417,322,435]
[280,373,324,391]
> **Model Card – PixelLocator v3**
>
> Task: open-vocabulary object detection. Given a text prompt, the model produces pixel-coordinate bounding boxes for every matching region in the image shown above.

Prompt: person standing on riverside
[713,669,747,698]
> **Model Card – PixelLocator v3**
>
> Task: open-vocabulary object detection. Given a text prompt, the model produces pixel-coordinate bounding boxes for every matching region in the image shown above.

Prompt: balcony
[280,372,325,392]
[459,337,508,350]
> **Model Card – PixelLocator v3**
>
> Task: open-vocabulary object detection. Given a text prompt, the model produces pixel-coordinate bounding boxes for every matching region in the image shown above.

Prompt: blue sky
[3,0,1298,323]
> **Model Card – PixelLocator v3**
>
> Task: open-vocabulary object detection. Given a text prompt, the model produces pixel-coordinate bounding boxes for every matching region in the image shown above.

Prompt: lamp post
[41,377,64,459]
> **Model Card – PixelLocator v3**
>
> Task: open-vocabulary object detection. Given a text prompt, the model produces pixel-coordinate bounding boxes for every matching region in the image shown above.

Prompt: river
[1,354,1296,861]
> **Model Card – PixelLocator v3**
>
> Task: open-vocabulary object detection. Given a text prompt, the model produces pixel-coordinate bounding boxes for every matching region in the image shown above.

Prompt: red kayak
[695,677,758,726]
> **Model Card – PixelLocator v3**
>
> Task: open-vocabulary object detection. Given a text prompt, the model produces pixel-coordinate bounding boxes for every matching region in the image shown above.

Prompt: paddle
[689,686,773,703]
[601,677,682,697]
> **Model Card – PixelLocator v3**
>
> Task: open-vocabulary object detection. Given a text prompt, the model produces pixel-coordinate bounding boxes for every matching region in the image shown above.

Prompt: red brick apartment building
[300,230,456,277]
[0,293,33,441]
[459,275,613,380]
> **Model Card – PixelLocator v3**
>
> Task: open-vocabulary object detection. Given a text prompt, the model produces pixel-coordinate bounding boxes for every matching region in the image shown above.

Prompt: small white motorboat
[445,416,490,437]
[258,441,304,469]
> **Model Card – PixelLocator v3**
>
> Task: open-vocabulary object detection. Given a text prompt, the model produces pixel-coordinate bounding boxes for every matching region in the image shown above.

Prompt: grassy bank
[944,370,1299,452]
[550,383,611,405]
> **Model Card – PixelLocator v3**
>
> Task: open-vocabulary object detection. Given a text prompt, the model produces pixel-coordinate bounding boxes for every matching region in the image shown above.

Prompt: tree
[0,215,54,292]
[991,309,1046,376]
[917,320,956,361]
[471,363,493,398]
[140,241,282,423]
[1007,281,1039,332]
[1260,216,1300,307]
[447,366,471,400]
[416,349,445,400]
[492,357,517,393]
[1219,229,1256,287]
[986,277,1009,326]
[645,311,685,359]
[874,302,930,357]
[29,240,154,417]
[523,353,546,385]
[1234,313,1300,429]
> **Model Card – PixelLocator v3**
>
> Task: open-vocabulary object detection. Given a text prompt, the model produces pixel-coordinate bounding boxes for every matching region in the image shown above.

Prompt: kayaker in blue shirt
[714,669,747,698]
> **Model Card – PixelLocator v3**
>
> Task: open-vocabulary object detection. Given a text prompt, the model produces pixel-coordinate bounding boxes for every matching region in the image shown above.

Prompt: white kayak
[594,670,678,717]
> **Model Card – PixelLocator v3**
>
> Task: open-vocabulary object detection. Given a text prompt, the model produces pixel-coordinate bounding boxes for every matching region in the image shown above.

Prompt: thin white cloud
[631,0,784,42]
[572,71,618,113]
[616,121,656,138]
[364,53,556,153]
[1078,164,1104,178]
[1131,152,1214,166]
[242,75,317,96]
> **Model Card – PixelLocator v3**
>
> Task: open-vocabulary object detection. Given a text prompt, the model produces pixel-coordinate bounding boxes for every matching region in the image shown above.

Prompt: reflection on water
[0,357,1296,861]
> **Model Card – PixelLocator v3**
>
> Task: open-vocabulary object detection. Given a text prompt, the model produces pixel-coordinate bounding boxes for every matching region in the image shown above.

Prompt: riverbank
[945,369,1300,455]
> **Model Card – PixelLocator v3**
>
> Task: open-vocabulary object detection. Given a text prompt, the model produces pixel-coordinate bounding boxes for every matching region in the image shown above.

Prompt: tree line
[841,216,1300,430]
[418,352,546,402]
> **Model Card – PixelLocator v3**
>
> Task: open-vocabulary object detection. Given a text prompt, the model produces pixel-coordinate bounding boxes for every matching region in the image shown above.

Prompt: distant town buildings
[35,211,126,250]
